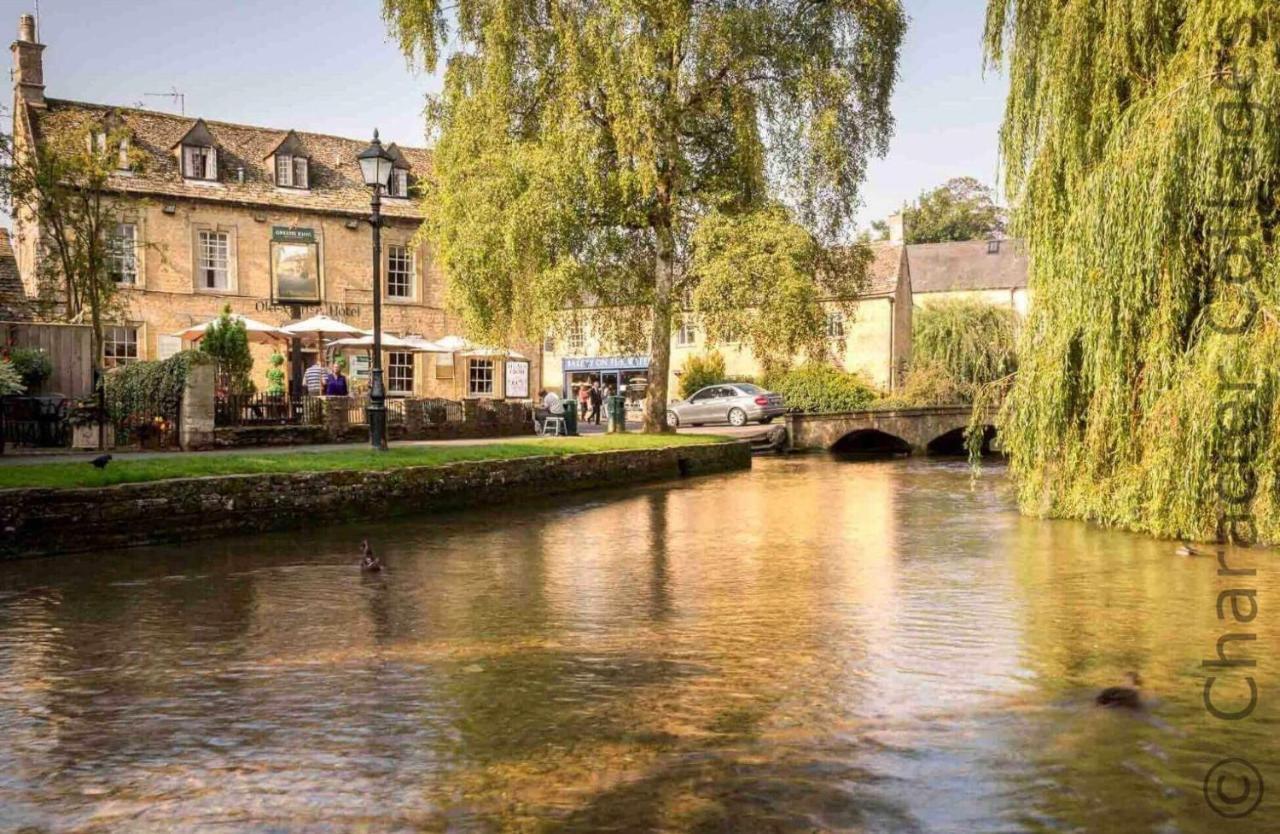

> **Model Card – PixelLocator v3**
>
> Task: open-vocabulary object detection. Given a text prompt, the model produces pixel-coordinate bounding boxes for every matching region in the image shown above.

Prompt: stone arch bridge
[784,406,994,455]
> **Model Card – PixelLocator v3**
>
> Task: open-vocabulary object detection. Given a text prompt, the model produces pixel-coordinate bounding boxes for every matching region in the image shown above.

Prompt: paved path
[0,422,764,467]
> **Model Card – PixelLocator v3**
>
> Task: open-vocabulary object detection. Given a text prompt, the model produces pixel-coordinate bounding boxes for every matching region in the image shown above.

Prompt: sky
[1,0,1008,231]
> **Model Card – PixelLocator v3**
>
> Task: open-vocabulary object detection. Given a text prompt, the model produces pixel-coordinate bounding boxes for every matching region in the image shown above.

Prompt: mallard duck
[1096,672,1143,708]
[1175,542,1202,557]
[359,540,382,572]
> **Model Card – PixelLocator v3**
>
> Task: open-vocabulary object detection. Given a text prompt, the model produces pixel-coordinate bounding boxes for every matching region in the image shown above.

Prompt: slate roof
[32,99,431,220]
[0,229,32,321]
[907,239,1028,293]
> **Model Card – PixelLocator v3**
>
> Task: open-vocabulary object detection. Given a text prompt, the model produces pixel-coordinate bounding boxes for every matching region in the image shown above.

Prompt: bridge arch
[925,425,997,456]
[831,428,912,457]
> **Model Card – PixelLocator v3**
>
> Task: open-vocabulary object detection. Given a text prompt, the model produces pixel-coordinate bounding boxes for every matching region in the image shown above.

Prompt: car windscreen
[733,384,762,394]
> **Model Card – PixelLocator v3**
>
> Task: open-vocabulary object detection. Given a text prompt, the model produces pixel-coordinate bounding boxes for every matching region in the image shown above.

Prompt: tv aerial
[144,87,186,115]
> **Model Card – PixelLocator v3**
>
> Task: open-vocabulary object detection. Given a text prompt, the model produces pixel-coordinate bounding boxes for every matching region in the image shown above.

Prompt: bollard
[607,395,627,433]
[562,399,579,436]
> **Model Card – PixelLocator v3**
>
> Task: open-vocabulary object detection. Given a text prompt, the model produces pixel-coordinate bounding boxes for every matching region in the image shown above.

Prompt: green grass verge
[0,434,728,491]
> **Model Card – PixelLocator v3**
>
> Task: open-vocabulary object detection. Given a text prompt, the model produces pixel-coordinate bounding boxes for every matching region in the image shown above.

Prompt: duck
[1175,542,1202,557]
[359,540,382,572]
[1096,672,1143,708]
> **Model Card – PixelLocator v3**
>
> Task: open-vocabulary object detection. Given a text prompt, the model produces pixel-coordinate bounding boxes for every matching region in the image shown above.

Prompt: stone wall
[0,441,750,559]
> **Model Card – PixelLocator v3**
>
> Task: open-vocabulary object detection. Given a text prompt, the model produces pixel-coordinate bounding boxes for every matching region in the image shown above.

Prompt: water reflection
[0,457,1275,832]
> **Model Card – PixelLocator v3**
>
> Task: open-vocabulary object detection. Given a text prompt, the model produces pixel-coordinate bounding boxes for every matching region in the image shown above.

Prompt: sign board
[271,226,322,304]
[562,355,649,372]
[504,360,530,399]
[351,354,371,381]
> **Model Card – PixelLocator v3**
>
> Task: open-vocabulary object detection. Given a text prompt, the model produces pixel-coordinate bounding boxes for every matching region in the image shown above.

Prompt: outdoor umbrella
[460,347,528,359]
[433,334,472,352]
[327,333,420,350]
[279,314,366,341]
[174,314,289,345]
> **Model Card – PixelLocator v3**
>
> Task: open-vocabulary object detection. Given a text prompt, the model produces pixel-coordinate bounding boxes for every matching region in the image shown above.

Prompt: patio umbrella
[175,314,289,345]
[433,334,472,352]
[460,347,528,359]
[327,333,420,350]
[400,335,447,352]
[280,314,366,341]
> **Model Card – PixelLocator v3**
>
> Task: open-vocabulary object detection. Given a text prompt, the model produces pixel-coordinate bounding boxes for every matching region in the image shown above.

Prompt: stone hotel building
[8,14,537,400]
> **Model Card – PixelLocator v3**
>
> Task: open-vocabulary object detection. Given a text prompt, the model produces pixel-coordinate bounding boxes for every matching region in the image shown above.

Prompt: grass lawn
[0,434,728,491]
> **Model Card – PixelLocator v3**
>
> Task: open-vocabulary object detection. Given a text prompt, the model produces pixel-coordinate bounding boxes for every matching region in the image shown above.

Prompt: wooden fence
[2,321,94,400]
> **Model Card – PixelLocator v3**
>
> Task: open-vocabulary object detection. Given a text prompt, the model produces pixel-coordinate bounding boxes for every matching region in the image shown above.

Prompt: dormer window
[183,145,217,180]
[275,154,309,189]
[387,168,409,197]
[90,126,133,171]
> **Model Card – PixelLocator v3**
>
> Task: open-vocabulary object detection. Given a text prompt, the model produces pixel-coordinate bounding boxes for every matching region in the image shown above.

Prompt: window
[543,333,556,353]
[387,245,414,299]
[275,154,309,188]
[468,358,494,396]
[825,311,844,339]
[676,317,696,347]
[89,131,107,154]
[117,138,131,170]
[108,223,137,284]
[182,144,217,180]
[197,230,230,290]
[388,351,414,395]
[103,325,139,368]
[987,239,1001,254]
[387,168,410,197]
[567,320,584,353]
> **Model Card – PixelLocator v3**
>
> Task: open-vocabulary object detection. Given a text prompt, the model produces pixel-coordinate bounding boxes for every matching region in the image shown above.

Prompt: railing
[345,396,407,426]
[1,396,70,449]
[215,393,323,428]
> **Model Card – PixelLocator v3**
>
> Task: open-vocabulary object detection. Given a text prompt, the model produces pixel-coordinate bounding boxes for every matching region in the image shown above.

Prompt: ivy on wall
[103,351,213,441]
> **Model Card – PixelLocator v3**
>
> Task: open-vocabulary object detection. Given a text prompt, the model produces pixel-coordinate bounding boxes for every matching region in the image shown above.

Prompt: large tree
[901,176,1003,244]
[383,0,905,430]
[985,2,1280,542]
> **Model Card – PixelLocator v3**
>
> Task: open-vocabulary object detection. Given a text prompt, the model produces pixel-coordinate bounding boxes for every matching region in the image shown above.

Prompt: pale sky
[2,0,1007,231]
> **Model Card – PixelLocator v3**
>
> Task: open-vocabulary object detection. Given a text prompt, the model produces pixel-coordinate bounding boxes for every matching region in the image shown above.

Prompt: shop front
[561,355,650,410]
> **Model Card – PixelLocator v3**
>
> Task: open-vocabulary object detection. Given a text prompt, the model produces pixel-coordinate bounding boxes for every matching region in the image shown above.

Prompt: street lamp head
[357,129,395,189]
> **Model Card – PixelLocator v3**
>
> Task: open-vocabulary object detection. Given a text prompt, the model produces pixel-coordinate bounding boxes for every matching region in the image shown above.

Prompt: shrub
[0,358,26,396]
[104,351,212,442]
[199,305,255,395]
[762,363,877,413]
[912,299,1017,393]
[875,361,966,409]
[6,347,52,390]
[265,351,286,396]
[677,350,727,399]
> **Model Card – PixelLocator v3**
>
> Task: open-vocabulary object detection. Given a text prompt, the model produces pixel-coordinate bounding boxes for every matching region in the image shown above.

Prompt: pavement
[0,420,770,466]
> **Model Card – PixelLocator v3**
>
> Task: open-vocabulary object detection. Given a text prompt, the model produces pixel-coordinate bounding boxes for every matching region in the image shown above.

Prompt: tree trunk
[643,224,676,433]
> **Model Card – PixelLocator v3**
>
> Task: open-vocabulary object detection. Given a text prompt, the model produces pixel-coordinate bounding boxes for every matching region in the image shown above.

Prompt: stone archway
[924,425,997,456]
[831,429,913,457]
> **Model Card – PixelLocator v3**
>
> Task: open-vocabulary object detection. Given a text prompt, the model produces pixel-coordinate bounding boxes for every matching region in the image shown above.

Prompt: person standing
[303,357,330,396]
[324,362,349,396]
[577,383,590,418]
[588,381,603,425]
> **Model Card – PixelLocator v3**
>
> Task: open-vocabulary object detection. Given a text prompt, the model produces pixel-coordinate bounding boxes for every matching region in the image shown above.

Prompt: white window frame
[386,244,415,300]
[468,358,494,397]
[182,144,217,180]
[567,320,584,353]
[825,311,845,340]
[195,227,235,292]
[108,222,138,285]
[103,325,140,368]
[275,154,309,189]
[387,168,410,198]
[676,317,696,347]
[388,351,414,395]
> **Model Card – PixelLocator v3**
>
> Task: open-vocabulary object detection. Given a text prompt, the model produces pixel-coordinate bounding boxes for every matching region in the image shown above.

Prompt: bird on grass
[89,454,113,469]
[359,540,382,572]
[1096,672,1144,709]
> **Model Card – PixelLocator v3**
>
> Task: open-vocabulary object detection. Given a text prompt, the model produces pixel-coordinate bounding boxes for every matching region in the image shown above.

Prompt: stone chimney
[886,211,905,244]
[12,13,45,109]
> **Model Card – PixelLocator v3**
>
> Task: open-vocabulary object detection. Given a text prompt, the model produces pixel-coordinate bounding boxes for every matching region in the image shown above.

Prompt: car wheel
[728,408,747,427]
[666,411,680,428]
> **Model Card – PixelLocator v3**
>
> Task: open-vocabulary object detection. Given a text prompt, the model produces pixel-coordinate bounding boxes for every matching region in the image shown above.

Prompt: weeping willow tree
[383,0,905,431]
[913,299,1017,399]
[984,2,1280,542]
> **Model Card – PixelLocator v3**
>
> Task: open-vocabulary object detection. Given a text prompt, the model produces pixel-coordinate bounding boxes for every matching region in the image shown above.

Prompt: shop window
[388,351,414,395]
[468,359,494,396]
[103,325,139,368]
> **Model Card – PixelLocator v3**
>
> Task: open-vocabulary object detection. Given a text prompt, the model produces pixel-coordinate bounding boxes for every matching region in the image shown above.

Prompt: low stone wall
[0,441,750,559]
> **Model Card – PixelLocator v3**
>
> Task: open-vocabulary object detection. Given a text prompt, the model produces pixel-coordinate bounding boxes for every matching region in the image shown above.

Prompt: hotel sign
[271,226,322,304]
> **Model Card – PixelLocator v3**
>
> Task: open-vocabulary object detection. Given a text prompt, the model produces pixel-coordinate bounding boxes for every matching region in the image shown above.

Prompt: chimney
[887,211,905,244]
[12,13,45,109]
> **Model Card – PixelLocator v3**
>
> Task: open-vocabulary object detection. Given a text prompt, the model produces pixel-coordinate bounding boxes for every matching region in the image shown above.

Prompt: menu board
[504,360,530,399]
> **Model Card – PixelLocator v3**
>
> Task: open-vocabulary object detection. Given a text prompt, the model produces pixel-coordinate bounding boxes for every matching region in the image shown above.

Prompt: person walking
[588,381,603,425]
[577,383,590,418]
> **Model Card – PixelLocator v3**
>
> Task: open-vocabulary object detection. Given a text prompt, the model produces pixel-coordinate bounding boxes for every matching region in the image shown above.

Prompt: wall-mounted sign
[255,300,361,318]
[351,354,371,381]
[562,355,649,372]
[271,226,322,304]
[504,359,530,399]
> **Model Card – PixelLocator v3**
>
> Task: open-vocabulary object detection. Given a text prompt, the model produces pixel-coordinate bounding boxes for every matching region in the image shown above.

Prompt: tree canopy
[900,176,1003,244]
[383,0,905,430]
[985,1,1280,543]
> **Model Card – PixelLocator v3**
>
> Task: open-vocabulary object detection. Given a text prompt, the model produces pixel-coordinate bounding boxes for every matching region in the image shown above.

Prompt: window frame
[387,351,415,396]
[108,222,138,285]
[386,243,415,300]
[102,324,140,368]
[193,226,236,293]
[467,358,495,397]
[182,144,217,181]
[825,310,845,340]
[567,320,585,353]
[275,154,309,189]
[675,317,697,347]
[386,168,410,198]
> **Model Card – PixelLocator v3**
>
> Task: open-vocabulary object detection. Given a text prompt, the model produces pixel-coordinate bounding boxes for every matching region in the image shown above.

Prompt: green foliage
[383,0,905,430]
[984,1,1280,542]
[678,351,727,399]
[762,363,876,414]
[901,177,1004,244]
[265,351,286,396]
[0,358,26,396]
[912,300,1017,400]
[6,347,52,390]
[199,305,255,395]
[104,351,209,440]
[876,362,967,410]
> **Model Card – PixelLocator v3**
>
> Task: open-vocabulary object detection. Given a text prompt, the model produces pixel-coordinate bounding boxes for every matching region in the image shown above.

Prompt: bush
[265,351,286,396]
[912,299,1017,392]
[678,351,727,399]
[0,358,26,396]
[104,351,212,441]
[762,363,877,413]
[199,305,255,395]
[875,361,966,409]
[6,347,52,390]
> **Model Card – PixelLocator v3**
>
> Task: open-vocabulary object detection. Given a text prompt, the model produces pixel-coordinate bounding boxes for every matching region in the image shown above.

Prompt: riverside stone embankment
[0,441,750,559]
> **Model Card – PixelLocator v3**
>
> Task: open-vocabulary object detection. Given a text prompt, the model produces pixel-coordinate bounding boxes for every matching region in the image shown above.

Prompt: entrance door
[600,371,621,395]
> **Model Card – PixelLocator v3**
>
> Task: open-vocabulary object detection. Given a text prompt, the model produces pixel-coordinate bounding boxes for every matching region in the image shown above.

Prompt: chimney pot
[12,13,46,109]
[17,13,35,43]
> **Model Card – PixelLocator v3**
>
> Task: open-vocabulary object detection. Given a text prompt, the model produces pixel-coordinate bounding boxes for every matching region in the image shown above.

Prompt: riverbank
[0,436,750,559]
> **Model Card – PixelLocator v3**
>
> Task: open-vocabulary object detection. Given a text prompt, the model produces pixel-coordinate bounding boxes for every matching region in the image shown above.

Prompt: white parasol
[175,314,289,345]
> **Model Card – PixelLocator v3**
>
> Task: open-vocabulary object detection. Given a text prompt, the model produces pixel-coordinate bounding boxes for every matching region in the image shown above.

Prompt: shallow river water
[1,456,1277,833]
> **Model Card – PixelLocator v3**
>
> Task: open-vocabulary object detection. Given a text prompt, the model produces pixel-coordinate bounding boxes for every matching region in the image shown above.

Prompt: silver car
[666,383,786,428]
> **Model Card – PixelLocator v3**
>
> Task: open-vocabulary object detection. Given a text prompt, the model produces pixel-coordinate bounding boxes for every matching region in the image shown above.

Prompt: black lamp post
[357,130,395,451]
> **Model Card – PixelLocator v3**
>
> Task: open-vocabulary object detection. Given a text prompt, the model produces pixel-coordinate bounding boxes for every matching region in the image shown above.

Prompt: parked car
[666,383,785,428]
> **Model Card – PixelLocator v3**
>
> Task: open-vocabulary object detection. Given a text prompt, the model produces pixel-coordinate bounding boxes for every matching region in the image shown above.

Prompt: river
[0,456,1276,832]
